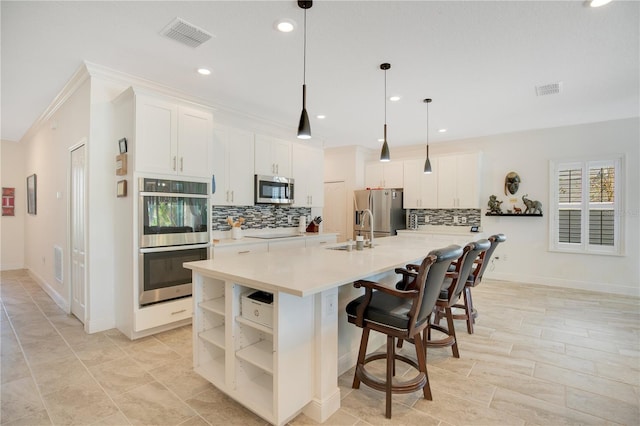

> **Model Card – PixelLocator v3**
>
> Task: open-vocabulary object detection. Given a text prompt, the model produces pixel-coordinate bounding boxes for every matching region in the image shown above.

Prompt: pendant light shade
[423,98,433,174]
[380,63,391,162]
[297,1,312,139]
[424,146,432,174]
[380,125,390,162]
[298,84,311,139]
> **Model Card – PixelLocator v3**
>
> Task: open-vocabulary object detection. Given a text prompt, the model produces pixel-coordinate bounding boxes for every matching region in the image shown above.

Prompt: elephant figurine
[522,194,542,214]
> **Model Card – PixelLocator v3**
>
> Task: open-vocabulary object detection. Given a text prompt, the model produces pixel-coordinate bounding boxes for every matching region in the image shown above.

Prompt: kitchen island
[184,236,452,425]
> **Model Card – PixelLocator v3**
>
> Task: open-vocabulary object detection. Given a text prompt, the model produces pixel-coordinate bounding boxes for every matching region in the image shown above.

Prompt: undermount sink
[326,245,351,251]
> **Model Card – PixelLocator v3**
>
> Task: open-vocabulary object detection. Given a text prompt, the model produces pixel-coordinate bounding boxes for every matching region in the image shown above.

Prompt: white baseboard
[302,387,341,424]
[1,264,25,271]
[86,316,116,334]
[27,269,70,313]
[488,272,640,298]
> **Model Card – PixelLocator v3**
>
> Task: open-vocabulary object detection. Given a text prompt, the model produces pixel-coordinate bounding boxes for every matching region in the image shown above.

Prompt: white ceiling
[1,1,638,150]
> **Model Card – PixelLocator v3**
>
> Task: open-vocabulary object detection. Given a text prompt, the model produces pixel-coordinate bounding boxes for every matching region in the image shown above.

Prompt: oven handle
[139,243,211,254]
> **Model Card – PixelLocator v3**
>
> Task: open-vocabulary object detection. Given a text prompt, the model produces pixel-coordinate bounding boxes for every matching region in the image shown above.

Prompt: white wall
[85,77,129,332]
[15,67,132,332]
[21,77,91,311]
[1,140,26,270]
[345,118,640,296]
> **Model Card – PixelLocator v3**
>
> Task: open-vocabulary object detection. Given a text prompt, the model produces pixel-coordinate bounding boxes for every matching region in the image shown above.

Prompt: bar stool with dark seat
[429,239,490,358]
[452,234,506,333]
[345,244,463,418]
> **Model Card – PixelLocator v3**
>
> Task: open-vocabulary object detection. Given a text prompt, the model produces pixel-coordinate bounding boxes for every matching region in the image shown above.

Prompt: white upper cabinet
[135,96,177,175]
[365,161,404,188]
[135,94,212,178]
[292,144,324,207]
[402,159,438,209]
[211,126,255,206]
[436,152,481,208]
[254,134,291,177]
[177,106,213,178]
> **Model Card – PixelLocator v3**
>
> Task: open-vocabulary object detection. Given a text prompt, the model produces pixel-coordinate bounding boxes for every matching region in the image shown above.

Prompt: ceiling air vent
[535,82,562,97]
[160,17,213,48]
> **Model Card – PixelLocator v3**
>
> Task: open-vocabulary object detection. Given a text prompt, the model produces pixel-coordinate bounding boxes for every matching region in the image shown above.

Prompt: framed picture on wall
[118,137,128,154]
[27,174,37,215]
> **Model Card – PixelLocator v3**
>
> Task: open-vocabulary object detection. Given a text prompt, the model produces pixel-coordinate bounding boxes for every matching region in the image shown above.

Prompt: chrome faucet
[362,209,374,248]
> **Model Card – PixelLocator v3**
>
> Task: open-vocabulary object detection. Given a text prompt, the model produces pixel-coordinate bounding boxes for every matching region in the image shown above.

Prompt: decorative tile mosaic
[407,208,481,227]
[212,205,312,231]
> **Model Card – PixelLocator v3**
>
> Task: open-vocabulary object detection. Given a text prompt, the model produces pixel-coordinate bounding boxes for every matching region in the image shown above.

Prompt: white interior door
[323,181,347,242]
[70,144,86,323]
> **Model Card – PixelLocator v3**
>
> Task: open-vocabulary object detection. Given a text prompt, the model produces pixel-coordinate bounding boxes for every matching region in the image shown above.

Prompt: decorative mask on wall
[504,172,521,195]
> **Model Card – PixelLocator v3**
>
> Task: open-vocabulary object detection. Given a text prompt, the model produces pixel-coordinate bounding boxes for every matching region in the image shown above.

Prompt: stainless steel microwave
[255,175,294,204]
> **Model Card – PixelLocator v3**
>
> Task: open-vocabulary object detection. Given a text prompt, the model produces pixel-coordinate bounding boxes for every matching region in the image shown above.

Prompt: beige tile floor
[1,269,639,425]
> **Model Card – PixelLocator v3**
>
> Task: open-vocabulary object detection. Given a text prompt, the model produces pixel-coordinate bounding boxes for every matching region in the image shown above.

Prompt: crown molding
[20,64,91,143]
[20,60,327,145]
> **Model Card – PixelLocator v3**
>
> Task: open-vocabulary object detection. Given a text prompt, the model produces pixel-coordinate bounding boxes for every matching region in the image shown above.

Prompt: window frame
[549,155,624,256]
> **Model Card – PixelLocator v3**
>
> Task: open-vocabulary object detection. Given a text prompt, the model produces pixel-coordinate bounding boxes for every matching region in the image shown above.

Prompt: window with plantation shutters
[550,156,623,255]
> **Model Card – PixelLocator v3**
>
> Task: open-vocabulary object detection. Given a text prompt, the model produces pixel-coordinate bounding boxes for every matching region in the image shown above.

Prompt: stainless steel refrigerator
[354,189,405,239]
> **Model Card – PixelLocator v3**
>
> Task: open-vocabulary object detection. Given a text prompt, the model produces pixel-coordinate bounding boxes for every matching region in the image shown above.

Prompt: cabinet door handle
[171,309,186,315]
[238,250,251,254]
[180,157,184,172]
[231,191,234,202]
[276,164,279,174]
[226,190,229,202]
[173,156,177,171]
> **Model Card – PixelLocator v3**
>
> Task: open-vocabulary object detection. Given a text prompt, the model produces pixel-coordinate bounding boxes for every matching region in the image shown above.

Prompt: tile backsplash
[407,208,481,227]
[212,205,311,231]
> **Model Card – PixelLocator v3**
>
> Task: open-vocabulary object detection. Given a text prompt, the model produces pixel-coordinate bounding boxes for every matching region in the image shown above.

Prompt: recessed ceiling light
[389,96,401,102]
[316,115,326,119]
[275,19,296,32]
[589,0,612,7]
[197,68,211,76]
[438,128,447,133]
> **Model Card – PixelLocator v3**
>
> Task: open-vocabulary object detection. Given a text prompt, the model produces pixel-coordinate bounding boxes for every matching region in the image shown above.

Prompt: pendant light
[297,1,312,139]
[423,98,433,174]
[380,63,391,162]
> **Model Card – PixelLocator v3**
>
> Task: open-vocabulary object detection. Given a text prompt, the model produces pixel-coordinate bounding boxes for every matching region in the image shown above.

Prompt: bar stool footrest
[426,324,456,348]
[356,354,427,394]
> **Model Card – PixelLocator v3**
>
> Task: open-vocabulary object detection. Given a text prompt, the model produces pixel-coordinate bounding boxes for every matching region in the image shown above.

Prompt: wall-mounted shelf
[485,212,543,217]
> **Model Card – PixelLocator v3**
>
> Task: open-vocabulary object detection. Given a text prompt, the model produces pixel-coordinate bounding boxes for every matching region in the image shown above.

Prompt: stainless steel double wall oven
[138,178,209,306]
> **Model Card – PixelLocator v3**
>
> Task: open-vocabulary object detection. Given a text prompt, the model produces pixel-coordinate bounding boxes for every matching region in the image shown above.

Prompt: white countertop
[185,235,453,297]
[212,232,337,247]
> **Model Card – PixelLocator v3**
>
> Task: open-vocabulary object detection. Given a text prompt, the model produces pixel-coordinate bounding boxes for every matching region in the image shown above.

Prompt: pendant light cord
[426,99,429,146]
[384,68,387,125]
[303,9,307,85]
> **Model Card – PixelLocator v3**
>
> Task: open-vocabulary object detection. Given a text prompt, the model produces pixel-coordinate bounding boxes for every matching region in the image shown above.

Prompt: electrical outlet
[325,294,336,316]
[461,217,467,224]
[453,216,459,224]
[287,215,292,224]
[425,215,430,223]
[503,254,508,261]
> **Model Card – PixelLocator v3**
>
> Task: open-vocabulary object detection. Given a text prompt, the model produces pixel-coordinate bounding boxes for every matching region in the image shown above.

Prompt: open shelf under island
[185,236,462,425]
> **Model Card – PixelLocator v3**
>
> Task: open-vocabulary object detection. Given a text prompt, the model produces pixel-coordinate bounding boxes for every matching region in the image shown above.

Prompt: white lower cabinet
[135,297,192,332]
[305,235,336,248]
[193,276,314,425]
